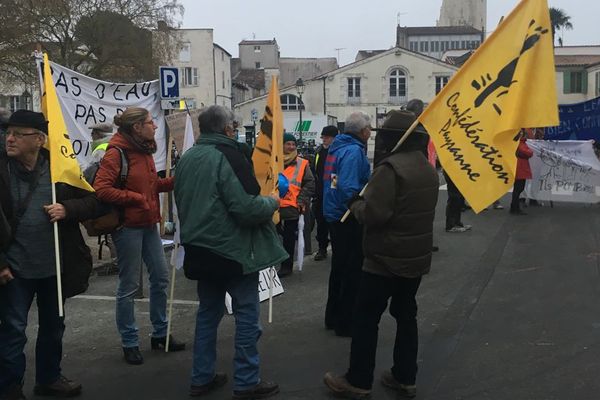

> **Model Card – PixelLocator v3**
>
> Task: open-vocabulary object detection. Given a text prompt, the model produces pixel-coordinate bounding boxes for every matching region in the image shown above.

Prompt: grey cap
[89,122,114,133]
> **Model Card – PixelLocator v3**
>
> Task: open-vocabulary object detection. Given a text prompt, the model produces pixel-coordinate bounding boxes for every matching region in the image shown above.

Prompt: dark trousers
[0,275,65,394]
[346,272,422,390]
[313,199,330,251]
[325,217,363,334]
[444,171,465,230]
[279,219,299,273]
[511,179,526,211]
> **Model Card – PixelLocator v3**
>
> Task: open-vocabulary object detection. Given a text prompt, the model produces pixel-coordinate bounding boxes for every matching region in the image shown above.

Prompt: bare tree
[0,0,184,87]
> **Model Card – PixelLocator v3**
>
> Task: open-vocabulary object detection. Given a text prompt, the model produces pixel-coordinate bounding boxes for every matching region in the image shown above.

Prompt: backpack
[82,146,129,236]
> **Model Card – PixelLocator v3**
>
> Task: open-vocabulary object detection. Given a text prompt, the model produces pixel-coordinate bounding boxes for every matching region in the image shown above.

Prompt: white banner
[41,60,166,170]
[526,140,600,203]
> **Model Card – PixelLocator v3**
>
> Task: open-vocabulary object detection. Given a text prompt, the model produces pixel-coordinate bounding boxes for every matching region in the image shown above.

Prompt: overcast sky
[180,0,597,66]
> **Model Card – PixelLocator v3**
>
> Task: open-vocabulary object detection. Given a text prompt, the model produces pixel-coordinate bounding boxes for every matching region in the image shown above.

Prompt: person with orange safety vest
[278,133,315,277]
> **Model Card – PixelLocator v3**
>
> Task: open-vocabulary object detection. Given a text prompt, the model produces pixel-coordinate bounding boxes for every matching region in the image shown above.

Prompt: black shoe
[190,373,228,396]
[123,346,144,365]
[432,246,439,252]
[151,335,186,352]
[232,381,279,399]
[314,249,327,261]
[34,375,82,397]
[1,383,26,400]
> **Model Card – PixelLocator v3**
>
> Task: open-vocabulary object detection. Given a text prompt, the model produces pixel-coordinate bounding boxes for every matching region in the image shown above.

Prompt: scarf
[284,150,298,166]
[121,131,157,154]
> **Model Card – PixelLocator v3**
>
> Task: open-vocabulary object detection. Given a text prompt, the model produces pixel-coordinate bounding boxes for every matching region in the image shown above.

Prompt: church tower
[438,0,487,34]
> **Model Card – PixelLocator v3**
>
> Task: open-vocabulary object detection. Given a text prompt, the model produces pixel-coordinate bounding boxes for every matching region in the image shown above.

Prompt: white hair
[344,112,371,135]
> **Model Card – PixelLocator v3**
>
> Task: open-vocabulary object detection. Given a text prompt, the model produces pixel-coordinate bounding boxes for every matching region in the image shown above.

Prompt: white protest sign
[526,140,600,203]
[42,60,167,170]
[225,268,284,314]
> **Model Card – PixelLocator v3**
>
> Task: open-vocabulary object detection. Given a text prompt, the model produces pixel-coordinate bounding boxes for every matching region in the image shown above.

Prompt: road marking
[74,294,199,306]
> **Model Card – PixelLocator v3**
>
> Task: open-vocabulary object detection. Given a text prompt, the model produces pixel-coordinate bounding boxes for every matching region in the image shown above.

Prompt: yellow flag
[252,76,284,223]
[41,54,94,192]
[419,0,558,213]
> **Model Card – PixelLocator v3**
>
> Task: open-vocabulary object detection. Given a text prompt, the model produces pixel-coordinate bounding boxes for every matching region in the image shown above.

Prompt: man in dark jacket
[323,112,371,337]
[312,125,338,261]
[0,110,100,400]
[324,110,439,399]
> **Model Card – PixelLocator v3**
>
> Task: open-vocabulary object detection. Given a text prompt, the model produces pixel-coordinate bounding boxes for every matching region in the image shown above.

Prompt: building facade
[171,29,232,109]
[396,26,483,60]
[233,46,458,156]
[438,0,487,34]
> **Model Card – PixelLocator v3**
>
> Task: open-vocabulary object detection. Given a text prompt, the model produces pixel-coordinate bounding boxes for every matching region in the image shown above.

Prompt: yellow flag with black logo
[252,76,284,223]
[419,0,558,213]
[41,53,94,192]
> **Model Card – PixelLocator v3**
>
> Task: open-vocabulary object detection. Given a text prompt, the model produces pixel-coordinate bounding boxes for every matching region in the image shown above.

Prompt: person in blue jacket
[322,111,371,337]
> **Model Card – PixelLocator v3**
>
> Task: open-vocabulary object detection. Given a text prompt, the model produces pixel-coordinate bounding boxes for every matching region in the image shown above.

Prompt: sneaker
[34,375,82,397]
[461,224,472,231]
[190,373,227,396]
[323,372,371,399]
[1,383,26,400]
[232,380,279,399]
[380,370,416,398]
[510,209,527,216]
[446,226,468,233]
[314,249,327,261]
[493,203,504,210]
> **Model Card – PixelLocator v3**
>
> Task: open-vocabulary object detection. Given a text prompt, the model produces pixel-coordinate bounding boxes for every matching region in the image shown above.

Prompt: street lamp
[295,78,305,142]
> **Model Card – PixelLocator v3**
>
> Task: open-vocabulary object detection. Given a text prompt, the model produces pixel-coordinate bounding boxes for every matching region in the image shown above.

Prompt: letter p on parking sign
[159,67,179,99]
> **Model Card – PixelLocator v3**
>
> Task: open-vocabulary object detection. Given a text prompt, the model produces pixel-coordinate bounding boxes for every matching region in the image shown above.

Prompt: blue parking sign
[159,67,179,99]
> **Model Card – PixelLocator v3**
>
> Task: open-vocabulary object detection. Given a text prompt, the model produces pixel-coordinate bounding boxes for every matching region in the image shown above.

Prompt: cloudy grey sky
[180,0,597,66]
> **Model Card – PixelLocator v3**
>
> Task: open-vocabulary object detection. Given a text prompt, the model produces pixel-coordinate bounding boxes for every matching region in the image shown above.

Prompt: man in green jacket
[175,105,287,399]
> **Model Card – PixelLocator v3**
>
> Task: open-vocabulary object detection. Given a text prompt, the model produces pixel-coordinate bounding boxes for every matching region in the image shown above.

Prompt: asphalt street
[18,195,600,400]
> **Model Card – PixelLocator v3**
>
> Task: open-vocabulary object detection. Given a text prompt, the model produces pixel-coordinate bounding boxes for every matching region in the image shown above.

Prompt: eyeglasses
[141,119,155,126]
[5,130,41,139]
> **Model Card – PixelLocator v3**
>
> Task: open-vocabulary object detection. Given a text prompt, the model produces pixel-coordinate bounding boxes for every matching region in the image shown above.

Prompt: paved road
[19,196,600,399]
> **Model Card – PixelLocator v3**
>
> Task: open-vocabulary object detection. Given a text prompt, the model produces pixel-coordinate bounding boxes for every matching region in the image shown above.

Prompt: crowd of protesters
[0,102,539,400]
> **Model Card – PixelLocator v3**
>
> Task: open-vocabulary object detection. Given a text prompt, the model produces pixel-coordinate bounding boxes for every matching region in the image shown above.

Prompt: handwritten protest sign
[526,140,600,203]
[225,268,284,314]
[38,59,167,170]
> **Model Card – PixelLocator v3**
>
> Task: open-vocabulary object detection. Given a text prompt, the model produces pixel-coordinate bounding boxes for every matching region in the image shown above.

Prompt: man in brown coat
[324,110,439,399]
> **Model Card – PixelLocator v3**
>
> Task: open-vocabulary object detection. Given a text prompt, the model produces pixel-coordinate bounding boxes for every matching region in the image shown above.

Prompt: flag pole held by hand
[340,118,421,222]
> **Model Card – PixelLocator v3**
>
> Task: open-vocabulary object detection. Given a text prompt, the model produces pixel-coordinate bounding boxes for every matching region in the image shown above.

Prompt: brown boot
[380,370,416,398]
[323,372,371,399]
[232,380,279,399]
[34,375,82,397]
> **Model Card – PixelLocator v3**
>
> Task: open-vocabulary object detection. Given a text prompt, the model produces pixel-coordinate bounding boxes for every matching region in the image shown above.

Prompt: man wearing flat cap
[0,110,100,399]
[324,110,439,399]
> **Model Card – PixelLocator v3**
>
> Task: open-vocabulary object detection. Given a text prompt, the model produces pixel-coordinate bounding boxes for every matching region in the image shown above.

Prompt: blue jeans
[112,225,169,348]
[0,276,65,395]
[192,272,261,391]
